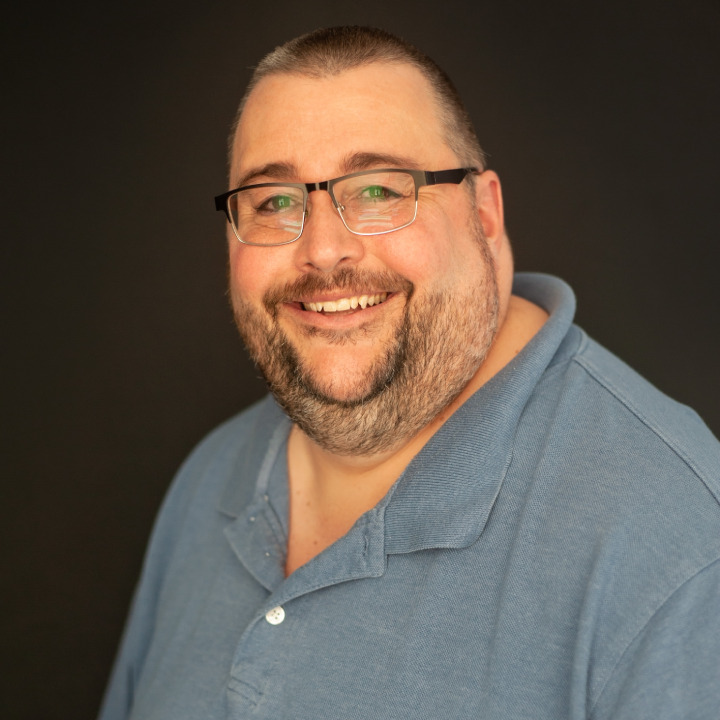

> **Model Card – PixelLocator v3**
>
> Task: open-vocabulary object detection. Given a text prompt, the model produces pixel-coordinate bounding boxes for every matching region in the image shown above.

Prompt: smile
[301,293,388,313]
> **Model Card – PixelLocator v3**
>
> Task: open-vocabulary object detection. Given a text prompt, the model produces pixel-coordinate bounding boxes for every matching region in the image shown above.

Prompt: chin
[299,364,383,404]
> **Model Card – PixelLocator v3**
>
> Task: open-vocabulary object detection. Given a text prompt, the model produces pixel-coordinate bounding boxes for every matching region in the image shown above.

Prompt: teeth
[304,292,387,313]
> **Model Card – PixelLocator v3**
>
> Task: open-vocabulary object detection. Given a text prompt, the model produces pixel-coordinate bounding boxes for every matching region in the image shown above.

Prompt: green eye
[360,185,399,201]
[257,194,295,214]
[270,195,292,210]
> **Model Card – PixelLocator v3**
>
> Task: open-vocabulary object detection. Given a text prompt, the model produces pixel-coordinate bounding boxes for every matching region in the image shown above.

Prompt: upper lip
[265,269,413,313]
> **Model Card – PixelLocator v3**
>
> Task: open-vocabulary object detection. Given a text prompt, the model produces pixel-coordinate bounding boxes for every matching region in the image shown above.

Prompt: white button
[265,606,285,625]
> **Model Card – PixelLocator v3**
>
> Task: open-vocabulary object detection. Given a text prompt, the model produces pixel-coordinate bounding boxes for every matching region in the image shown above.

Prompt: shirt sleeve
[590,557,720,720]
[96,508,177,720]
[96,476,192,719]
[96,585,145,720]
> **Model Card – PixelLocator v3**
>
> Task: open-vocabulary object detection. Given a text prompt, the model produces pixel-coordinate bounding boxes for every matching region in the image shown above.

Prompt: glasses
[214,167,478,246]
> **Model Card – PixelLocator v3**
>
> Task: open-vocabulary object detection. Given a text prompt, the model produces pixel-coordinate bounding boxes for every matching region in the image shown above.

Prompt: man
[100,26,720,719]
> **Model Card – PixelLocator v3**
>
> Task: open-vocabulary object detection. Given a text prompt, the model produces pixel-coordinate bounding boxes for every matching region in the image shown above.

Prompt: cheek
[228,244,279,305]
[227,246,249,299]
[379,221,467,293]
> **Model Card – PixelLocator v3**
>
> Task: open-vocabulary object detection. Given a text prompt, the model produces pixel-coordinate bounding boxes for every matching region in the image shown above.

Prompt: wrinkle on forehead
[233,151,424,188]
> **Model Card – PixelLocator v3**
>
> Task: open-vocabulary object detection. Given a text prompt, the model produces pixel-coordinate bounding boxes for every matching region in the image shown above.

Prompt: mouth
[301,292,389,314]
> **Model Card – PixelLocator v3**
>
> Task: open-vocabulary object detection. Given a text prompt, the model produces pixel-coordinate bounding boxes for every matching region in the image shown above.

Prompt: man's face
[227,62,503,456]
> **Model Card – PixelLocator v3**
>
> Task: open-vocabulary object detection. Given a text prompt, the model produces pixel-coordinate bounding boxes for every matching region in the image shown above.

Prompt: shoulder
[565,331,720,504]
[148,395,287,550]
[172,395,284,490]
[527,326,720,541]
[124,395,288,618]
[517,323,720,614]
[510,329,720,711]
[511,273,720,508]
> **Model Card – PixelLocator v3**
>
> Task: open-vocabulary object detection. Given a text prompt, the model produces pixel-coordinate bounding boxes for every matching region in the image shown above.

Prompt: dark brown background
[3,1,719,717]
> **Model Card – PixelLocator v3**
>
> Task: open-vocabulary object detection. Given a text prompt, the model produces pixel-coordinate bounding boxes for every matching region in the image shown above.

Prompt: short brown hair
[232,26,485,169]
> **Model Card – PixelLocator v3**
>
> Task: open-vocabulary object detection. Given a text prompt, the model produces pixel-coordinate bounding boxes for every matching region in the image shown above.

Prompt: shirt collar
[220,273,577,564]
[382,273,577,553]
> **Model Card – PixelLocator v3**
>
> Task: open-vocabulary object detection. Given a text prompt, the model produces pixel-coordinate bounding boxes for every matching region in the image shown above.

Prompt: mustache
[263,267,414,314]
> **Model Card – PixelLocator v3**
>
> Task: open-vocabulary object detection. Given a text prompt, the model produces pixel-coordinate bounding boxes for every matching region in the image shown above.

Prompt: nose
[293,190,365,273]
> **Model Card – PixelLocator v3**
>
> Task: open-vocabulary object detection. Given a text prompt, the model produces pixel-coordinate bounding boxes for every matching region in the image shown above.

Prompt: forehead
[231,62,456,183]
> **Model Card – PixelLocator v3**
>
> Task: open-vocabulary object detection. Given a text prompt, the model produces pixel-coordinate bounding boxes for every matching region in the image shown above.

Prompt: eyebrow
[233,162,299,188]
[233,151,422,189]
[340,151,422,174]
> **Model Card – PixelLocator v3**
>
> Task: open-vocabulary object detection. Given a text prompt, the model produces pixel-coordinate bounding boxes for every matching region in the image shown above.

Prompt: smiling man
[100,27,720,720]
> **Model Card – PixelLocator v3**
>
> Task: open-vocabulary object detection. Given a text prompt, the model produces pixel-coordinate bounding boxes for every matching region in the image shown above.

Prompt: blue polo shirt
[100,274,720,720]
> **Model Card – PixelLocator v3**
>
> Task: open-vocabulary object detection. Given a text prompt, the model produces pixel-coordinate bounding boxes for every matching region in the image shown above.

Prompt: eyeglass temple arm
[425,168,478,186]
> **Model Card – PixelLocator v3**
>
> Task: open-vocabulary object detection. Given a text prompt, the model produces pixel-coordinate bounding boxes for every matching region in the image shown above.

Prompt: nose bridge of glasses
[304,179,346,215]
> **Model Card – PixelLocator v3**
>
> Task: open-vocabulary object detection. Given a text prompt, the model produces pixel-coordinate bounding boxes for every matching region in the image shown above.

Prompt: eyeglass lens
[228,170,418,245]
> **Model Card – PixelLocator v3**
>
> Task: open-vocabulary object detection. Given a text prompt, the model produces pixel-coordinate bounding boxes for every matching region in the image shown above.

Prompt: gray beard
[232,234,498,457]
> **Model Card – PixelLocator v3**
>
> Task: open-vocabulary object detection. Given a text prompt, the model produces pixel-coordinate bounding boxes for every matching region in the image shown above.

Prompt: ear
[474,170,505,256]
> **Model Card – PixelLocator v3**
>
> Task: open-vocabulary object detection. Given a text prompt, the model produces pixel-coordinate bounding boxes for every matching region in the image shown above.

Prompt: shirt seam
[588,556,720,719]
[571,351,720,507]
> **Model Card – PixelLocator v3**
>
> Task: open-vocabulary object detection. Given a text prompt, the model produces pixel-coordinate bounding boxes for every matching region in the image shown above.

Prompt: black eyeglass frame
[214,167,479,246]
